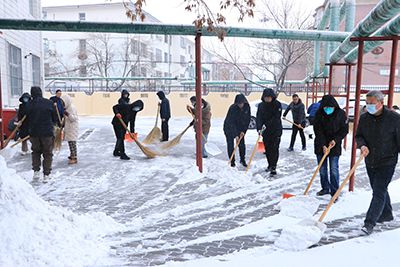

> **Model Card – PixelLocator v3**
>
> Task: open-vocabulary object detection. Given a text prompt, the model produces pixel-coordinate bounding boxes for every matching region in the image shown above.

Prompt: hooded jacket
[62,95,79,142]
[17,92,31,138]
[256,89,283,138]
[313,95,349,156]
[157,91,171,120]
[118,89,130,105]
[223,94,251,137]
[283,99,306,124]
[189,99,212,135]
[356,107,400,168]
[112,100,144,131]
[26,87,57,137]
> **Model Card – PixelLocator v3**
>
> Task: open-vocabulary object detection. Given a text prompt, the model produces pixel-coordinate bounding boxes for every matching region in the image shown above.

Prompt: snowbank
[0,156,123,267]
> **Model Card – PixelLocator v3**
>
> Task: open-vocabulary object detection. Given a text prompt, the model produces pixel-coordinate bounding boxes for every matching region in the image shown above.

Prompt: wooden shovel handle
[303,142,335,195]
[3,115,26,148]
[318,155,364,222]
[245,133,262,174]
[229,134,244,164]
[283,117,304,130]
[155,104,160,127]
[11,135,30,148]
[117,117,136,141]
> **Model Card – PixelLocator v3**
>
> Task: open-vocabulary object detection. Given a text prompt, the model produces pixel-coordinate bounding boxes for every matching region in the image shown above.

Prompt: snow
[2,117,400,266]
[0,155,124,267]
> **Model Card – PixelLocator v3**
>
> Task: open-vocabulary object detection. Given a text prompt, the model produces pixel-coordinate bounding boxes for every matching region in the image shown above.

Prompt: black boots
[240,160,248,167]
[120,153,130,160]
[113,150,121,157]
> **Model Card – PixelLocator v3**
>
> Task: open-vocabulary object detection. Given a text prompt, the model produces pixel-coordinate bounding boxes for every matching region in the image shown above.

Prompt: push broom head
[133,137,159,158]
[161,125,191,150]
[53,126,63,151]
[142,127,161,144]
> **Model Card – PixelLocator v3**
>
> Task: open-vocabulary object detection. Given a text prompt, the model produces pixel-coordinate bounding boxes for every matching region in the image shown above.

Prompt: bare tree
[250,0,314,90]
[123,0,255,40]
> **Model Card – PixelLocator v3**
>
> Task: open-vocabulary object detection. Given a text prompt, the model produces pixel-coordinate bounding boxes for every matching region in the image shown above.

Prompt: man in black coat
[25,86,57,182]
[118,89,130,105]
[49,89,65,126]
[17,92,32,154]
[356,90,400,235]
[256,88,283,176]
[313,95,348,197]
[157,91,171,141]
[112,100,144,160]
[283,94,307,151]
[224,94,251,167]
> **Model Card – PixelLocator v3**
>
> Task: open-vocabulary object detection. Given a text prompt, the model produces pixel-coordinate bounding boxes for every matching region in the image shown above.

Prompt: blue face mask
[366,104,377,115]
[324,107,335,115]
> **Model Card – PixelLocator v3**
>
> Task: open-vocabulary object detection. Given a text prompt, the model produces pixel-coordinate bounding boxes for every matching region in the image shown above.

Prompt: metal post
[350,41,364,192]
[312,78,315,104]
[0,67,3,149]
[328,65,333,95]
[324,77,327,95]
[306,82,309,109]
[195,32,203,173]
[344,65,352,150]
[388,39,398,109]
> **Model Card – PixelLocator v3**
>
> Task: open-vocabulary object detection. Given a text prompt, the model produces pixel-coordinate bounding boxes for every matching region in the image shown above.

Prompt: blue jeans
[317,154,340,195]
[364,164,395,227]
[202,134,208,157]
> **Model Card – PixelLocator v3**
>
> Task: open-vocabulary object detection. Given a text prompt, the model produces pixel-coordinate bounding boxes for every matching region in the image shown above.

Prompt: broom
[2,115,26,149]
[117,117,159,158]
[53,103,64,151]
[142,104,161,144]
[161,123,192,150]
[11,135,30,148]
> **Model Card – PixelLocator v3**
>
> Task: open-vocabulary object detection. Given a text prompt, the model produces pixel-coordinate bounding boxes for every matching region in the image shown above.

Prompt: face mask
[22,97,29,103]
[366,104,378,115]
[324,107,334,115]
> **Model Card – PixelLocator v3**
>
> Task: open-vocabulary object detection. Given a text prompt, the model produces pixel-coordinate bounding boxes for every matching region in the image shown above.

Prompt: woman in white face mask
[356,90,400,235]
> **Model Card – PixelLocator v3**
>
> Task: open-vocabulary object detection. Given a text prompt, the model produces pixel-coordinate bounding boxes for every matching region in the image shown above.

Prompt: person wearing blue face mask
[313,95,349,198]
[356,90,400,235]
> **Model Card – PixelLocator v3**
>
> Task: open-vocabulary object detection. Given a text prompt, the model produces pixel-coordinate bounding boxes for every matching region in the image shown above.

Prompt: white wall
[0,0,43,108]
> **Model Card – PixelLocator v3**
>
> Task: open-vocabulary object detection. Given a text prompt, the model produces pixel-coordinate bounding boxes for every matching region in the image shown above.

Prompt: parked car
[337,98,366,122]
[248,101,293,130]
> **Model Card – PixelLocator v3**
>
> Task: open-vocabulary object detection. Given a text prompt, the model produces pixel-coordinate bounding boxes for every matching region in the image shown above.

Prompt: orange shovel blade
[257,141,265,153]
[125,132,137,142]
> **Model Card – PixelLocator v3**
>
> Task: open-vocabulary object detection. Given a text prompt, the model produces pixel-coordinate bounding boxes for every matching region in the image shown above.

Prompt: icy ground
[3,117,400,266]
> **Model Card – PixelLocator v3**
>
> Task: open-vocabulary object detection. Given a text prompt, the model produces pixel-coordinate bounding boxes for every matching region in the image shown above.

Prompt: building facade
[0,0,43,108]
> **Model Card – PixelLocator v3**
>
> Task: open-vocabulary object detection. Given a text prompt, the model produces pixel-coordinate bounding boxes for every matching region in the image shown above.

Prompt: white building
[42,1,213,92]
[0,0,43,107]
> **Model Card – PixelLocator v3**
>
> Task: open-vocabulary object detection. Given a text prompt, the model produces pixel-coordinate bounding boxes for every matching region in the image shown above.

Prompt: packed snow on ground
[2,116,400,266]
[0,155,124,267]
[274,195,320,219]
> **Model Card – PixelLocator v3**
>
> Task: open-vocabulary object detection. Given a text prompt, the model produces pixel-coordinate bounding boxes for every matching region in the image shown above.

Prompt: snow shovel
[204,139,222,156]
[283,143,336,199]
[161,123,192,149]
[2,115,26,149]
[125,132,137,143]
[275,154,364,251]
[229,134,244,164]
[11,135,30,148]
[142,104,161,145]
[245,126,266,174]
[118,117,159,158]
[283,117,304,130]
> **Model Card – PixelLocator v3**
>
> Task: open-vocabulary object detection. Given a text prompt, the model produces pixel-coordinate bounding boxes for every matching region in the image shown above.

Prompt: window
[149,52,156,67]
[180,37,186,48]
[180,55,186,67]
[79,13,86,21]
[156,71,162,77]
[155,49,162,62]
[29,0,35,17]
[8,44,22,96]
[141,67,147,77]
[79,39,86,53]
[79,65,87,76]
[164,35,169,44]
[140,42,147,57]
[43,38,49,54]
[42,11,47,19]
[32,55,41,86]
[131,65,139,76]
[164,52,168,63]
[164,72,169,77]
[44,63,50,76]
[188,45,192,55]
[131,39,138,54]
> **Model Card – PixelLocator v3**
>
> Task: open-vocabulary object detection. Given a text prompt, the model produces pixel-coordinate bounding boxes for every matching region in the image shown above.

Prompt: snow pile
[0,155,123,267]
[274,218,326,251]
[275,195,320,219]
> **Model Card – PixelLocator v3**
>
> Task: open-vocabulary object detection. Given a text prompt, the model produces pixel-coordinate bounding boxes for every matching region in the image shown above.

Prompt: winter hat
[30,86,42,98]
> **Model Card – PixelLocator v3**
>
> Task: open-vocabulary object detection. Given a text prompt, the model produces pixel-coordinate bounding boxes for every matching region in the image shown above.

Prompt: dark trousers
[226,135,246,162]
[317,154,339,195]
[263,136,281,169]
[113,125,126,154]
[30,136,54,175]
[289,125,306,148]
[161,119,169,141]
[364,164,396,227]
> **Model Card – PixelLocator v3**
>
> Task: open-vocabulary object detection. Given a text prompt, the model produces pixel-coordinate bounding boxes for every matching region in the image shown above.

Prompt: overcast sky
[41,0,325,26]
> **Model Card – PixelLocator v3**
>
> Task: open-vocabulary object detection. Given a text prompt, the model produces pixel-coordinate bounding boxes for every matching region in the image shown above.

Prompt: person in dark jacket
[25,87,57,182]
[157,91,171,141]
[256,88,283,176]
[356,90,400,235]
[117,89,138,133]
[17,92,32,154]
[224,94,251,167]
[112,100,144,160]
[49,89,65,126]
[283,94,306,151]
[313,95,349,197]
[307,101,321,125]
[118,89,130,105]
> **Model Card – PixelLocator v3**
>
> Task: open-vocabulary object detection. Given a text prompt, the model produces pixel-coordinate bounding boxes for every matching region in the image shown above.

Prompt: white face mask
[366,104,378,115]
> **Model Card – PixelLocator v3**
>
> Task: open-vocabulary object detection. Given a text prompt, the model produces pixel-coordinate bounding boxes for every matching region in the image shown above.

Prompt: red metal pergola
[349,35,400,191]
